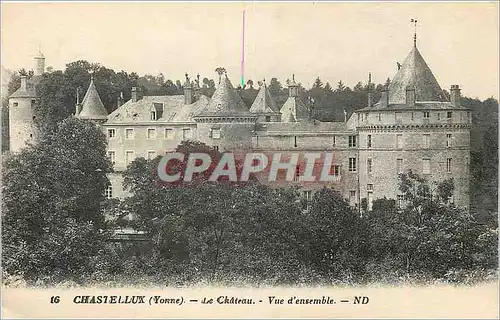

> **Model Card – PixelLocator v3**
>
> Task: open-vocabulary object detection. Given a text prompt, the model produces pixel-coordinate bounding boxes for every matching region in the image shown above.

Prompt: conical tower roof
[280,96,309,123]
[197,73,252,117]
[382,45,446,105]
[249,83,279,114]
[78,77,108,120]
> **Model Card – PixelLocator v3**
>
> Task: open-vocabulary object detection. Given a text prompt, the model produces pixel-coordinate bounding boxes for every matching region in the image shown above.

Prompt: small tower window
[211,128,221,139]
[105,185,113,199]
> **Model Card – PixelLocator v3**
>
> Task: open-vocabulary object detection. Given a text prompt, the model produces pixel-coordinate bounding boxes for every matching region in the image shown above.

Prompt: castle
[8,39,471,210]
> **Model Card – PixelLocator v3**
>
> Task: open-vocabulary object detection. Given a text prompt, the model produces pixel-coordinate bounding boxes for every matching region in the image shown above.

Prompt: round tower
[9,75,37,152]
[34,50,45,76]
[193,69,257,151]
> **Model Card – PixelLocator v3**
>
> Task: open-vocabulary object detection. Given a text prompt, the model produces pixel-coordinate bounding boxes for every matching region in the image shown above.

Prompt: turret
[34,50,45,76]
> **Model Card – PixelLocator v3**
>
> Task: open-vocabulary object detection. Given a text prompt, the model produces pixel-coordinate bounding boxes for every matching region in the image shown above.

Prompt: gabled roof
[380,45,446,106]
[280,96,310,123]
[9,75,42,99]
[249,83,280,114]
[196,74,253,117]
[106,95,210,124]
[78,77,108,120]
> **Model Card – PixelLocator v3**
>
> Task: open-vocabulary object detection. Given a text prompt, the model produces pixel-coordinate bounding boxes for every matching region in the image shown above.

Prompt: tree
[2,117,113,284]
[336,80,345,92]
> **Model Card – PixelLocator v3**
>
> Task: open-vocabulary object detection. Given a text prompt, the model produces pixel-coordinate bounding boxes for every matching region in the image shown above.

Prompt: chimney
[131,87,142,103]
[380,85,389,107]
[450,85,461,107]
[117,91,124,108]
[183,73,194,105]
[405,85,416,107]
[20,75,28,91]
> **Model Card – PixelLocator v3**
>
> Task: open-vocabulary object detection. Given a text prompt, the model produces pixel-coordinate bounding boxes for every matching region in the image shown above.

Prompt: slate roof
[78,78,109,120]
[106,95,210,124]
[249,83,280,114]
[196,74,254,117]
[279,96,310,122]
[9,75,42,99]
[376,45,447,107]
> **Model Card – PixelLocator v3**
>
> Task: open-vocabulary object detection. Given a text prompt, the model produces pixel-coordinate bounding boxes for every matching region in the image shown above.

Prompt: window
[367,158,373,174]
[107,150,116,165]
[397,195,404,208]
[125,151,135,165]
[348,135,357,148]
[294,166,300,181]
[447,111,453,119]
[367,135,372,148]
[150,111,157,121]
[332,135,336,146]
[348,157,357,172]
[107,128,116,139]
[367,184,374,191]
[349,190,356,206]
[397,158,403,174]
[147,150,156,160]
[147,128,157,139]
[211,128,221,139]
[446,134,452,148]
[265,116,271,122]
[446,158,452,173]
[437,113,441,120]
[423,134,430,149]
[411,112,414,120]
[182,128,191,140]
[331,165,340,176]
[423,111,430,118]
[467,112,471,122]
[365,113,369,121]
[396,134,403,149]
[423,159,430,174]
[31,99,36,107]
[165,128,174,140]
[213,145,219,152]
[13,102,18,107]
[294,136,298,148]
[105,185,113,199]
[378,113,381,121]
[125,128,134,140]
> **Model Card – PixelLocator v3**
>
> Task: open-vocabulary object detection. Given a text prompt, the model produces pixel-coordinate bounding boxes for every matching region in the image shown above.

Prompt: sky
[1,2,499,100]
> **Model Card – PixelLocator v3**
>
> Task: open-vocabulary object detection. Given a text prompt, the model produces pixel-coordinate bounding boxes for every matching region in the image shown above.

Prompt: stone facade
[8,43,471,210]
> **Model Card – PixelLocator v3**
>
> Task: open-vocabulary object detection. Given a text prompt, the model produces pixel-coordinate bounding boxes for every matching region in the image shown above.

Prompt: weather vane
[411,19,418,47]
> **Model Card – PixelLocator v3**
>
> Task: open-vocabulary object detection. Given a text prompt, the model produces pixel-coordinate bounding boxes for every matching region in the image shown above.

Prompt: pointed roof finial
[292,74,295,82]
[368,72,372,85]
[411,18,418,47]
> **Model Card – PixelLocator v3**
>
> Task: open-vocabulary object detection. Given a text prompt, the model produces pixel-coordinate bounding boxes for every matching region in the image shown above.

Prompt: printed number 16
[50,296,60,304]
